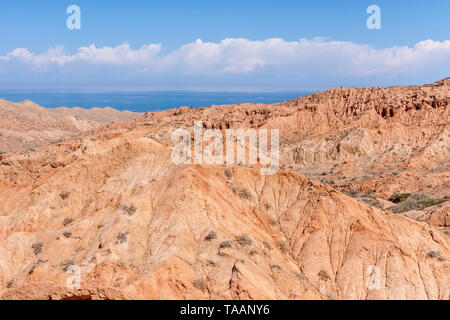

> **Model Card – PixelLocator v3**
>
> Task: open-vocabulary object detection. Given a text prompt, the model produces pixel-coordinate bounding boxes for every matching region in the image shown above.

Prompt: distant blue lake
[0,90,311,113]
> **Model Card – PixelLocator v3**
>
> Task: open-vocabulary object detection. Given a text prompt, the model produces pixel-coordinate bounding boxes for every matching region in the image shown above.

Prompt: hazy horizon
[0,0,449,92]
[0,90,312,112]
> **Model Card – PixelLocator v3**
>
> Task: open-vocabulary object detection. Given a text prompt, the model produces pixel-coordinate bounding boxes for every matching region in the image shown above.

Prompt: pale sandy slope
[0,99,140,154]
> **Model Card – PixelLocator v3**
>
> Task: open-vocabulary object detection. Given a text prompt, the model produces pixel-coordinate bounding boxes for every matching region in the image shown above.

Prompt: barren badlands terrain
[0,99,140,154]
[0,79,448,299]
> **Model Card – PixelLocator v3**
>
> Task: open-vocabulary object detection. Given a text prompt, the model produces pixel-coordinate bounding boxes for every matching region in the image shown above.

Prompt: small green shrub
[116,232,128,244]
[270,264,281,271]
[361,196,382,208]
[426,251,446,261]
[389,193,411,203]
[60,191,70,200]
[192,279,207,292]
[29,262,40,275]
[421,198,448,208]
[6,280,14,289]
[263,241,272,251]
[121,204,137,216]
[63,218,74,226]
[239,188,252,200]
[341,189,382,209]
[236,234,252,247]
[224,168,232,180]
[31,241,43,255]
[341,189,360,197]
[278,240,290,253]
[219,240,233,249]
[318,270,330,281]
[269,218,278,226]
[389,193,449,213]
[204,231,217,241]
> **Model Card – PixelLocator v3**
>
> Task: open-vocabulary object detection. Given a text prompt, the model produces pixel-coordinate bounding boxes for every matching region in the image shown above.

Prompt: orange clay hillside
[0,78,448,299]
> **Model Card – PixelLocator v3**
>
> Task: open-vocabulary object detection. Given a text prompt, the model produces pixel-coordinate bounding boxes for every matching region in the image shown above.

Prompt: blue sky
[0,0,449,91]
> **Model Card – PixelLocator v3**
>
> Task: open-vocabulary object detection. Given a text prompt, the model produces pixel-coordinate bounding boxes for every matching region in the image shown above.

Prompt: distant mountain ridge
[0,99,141,154]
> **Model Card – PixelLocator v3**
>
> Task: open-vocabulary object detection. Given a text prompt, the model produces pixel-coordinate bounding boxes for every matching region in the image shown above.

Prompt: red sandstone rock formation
[0,79,448,299]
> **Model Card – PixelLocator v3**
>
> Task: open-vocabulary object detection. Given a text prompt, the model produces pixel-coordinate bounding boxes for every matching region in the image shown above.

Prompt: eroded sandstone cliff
[0,79,448,299]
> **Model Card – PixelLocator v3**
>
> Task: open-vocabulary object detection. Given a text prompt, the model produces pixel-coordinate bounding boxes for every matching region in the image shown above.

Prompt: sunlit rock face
[0,79,449,300]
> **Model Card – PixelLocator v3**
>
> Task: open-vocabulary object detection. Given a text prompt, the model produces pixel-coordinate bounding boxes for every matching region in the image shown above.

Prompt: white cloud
[1,43,161,70]
[73,43,161,66]
[1,38,449,77]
